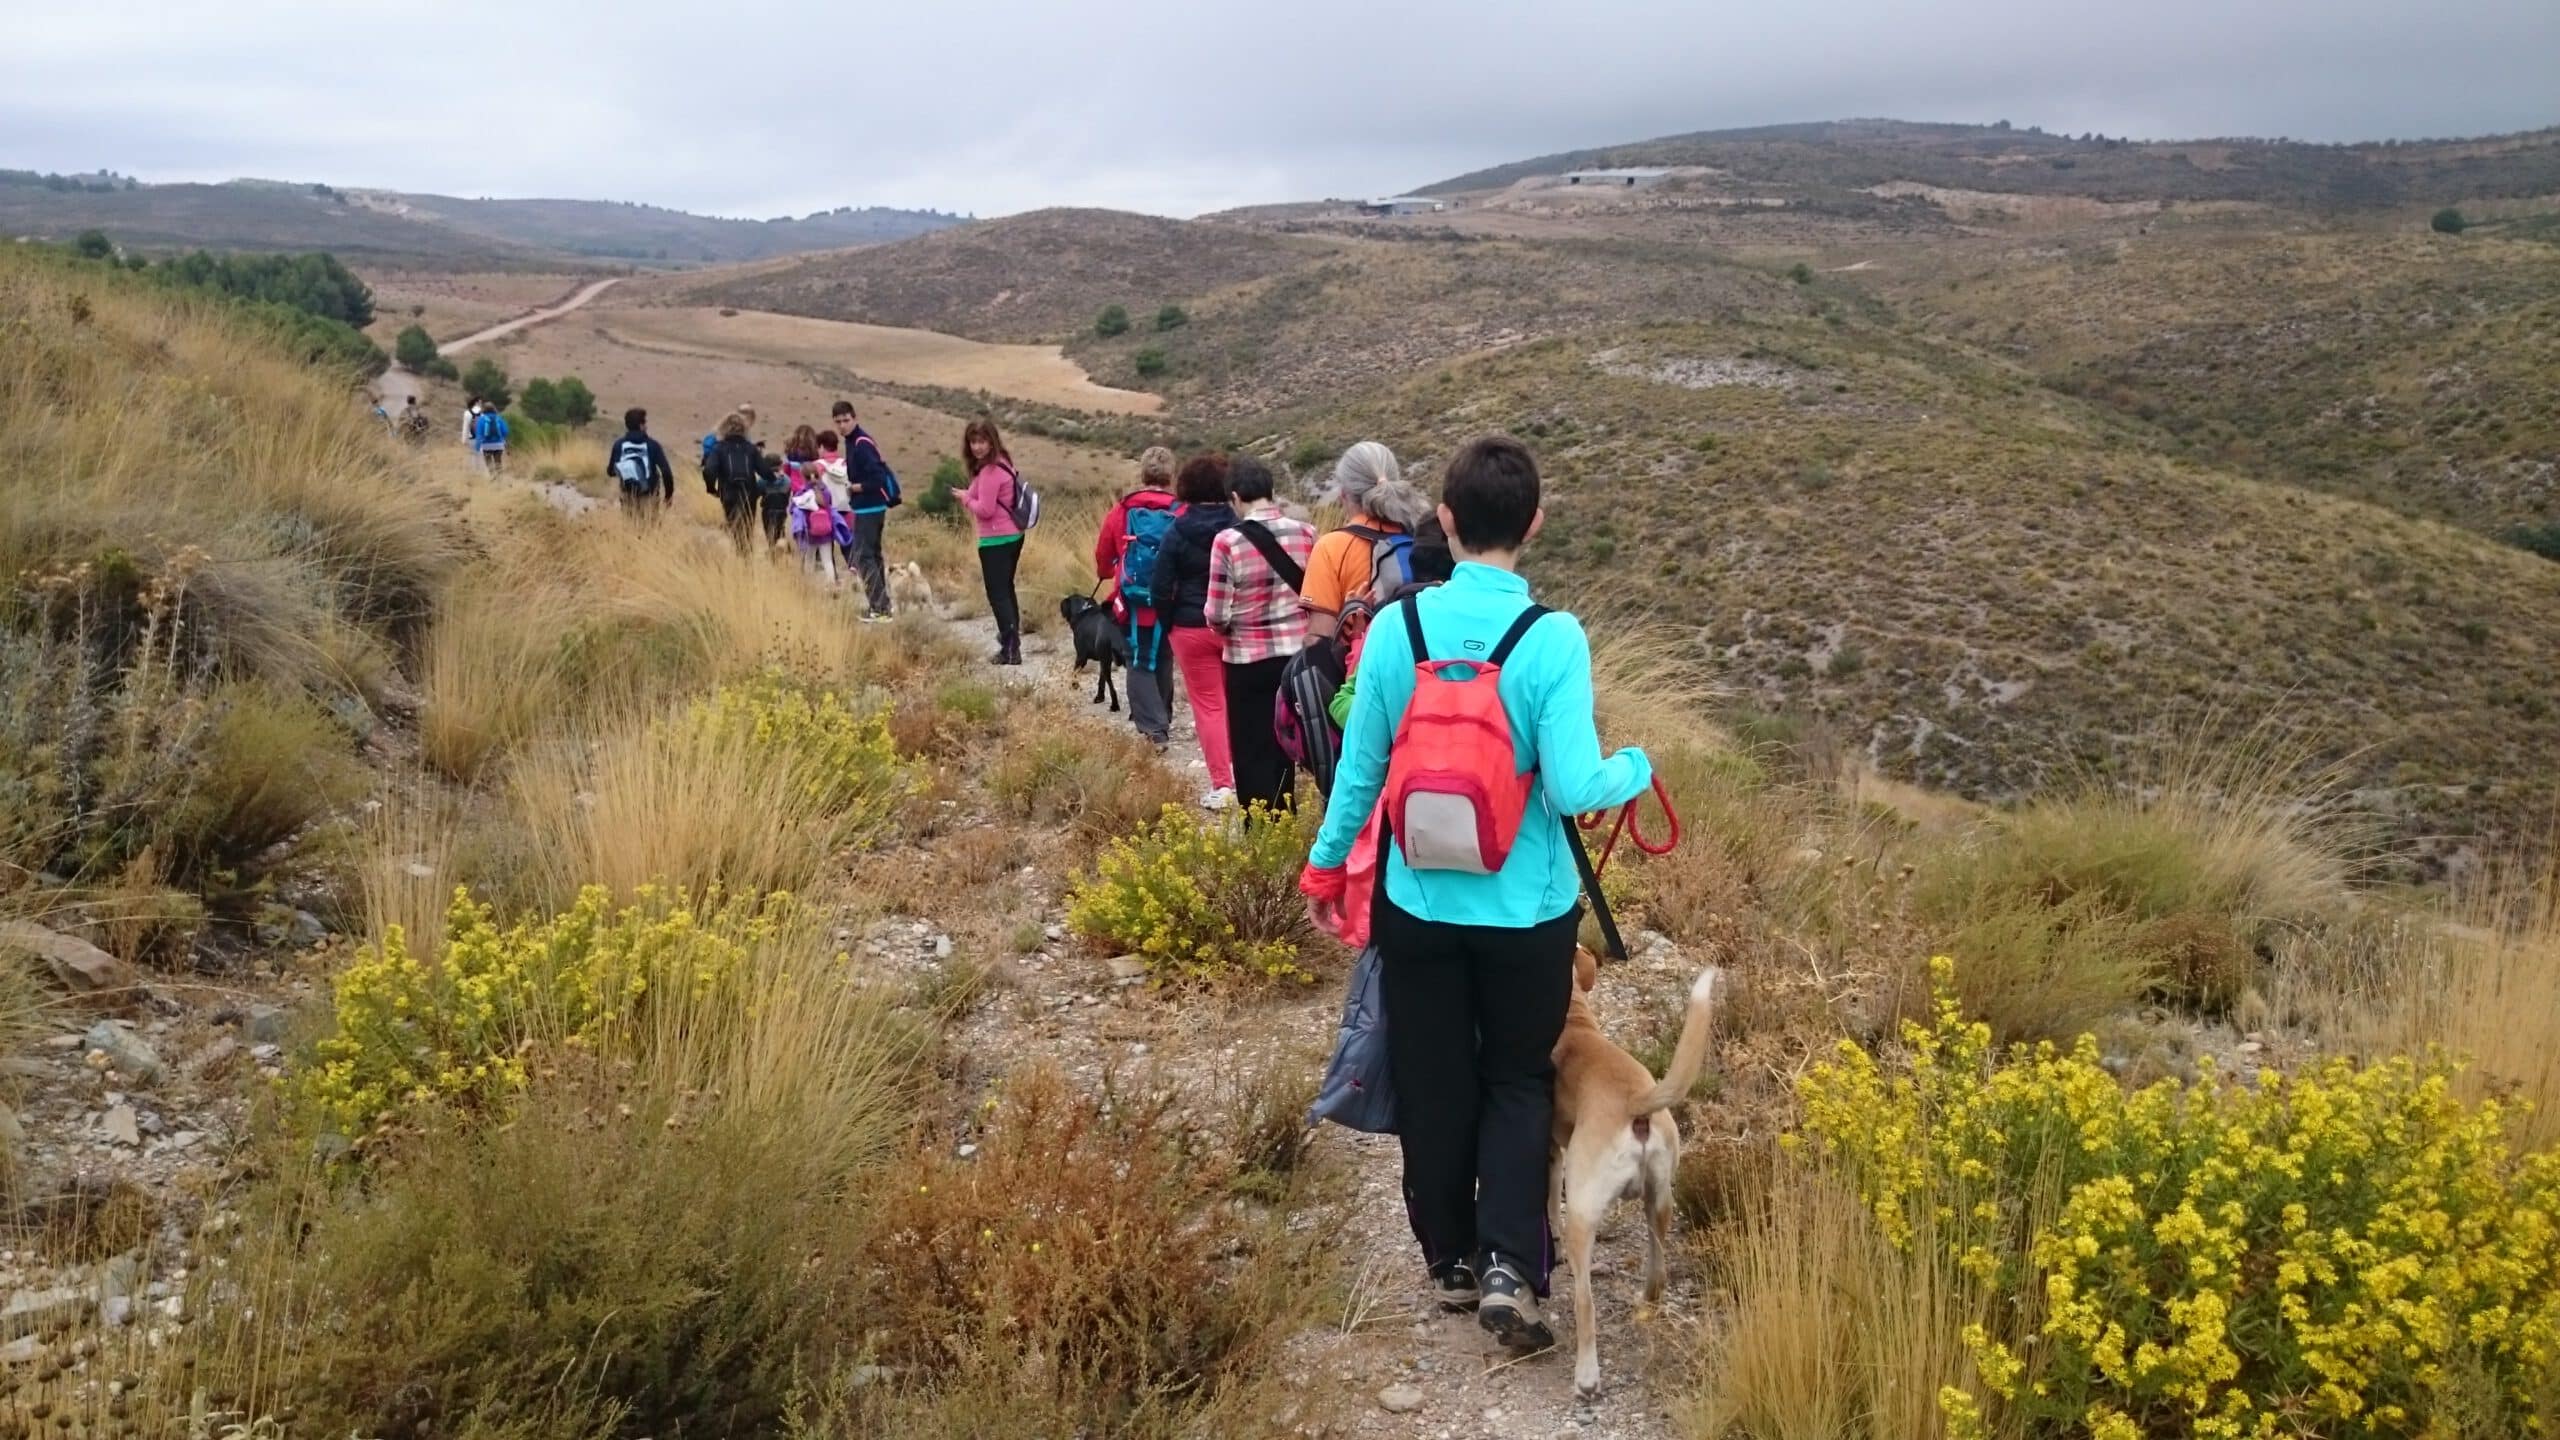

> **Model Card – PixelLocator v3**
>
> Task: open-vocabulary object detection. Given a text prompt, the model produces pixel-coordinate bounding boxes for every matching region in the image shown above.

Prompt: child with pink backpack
[788,448,843,588]
[1298,434,1649,1357]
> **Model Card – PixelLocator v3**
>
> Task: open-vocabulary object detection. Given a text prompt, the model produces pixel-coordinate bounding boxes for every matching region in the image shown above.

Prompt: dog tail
[1629,967,1720,1119]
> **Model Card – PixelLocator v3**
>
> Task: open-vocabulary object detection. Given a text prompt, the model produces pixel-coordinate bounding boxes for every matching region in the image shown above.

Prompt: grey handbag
[1307,943,1396,1134]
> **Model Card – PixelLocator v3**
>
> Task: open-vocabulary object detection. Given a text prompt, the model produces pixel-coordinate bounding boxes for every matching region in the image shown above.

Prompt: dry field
[596,304,1162,414]
[475,314,1140,496]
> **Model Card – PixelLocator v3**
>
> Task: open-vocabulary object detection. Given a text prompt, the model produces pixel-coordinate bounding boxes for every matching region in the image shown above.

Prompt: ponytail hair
[1330,440,1432,528]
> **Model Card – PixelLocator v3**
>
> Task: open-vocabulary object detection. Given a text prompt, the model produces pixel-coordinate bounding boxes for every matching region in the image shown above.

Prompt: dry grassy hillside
[1296,315,2560,871]
[684,208,1322,342]
[1880,220,2560,535]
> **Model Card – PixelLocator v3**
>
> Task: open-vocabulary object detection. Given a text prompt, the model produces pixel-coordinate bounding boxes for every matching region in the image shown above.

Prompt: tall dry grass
[0,250,460,693]
[1691,1168,2002,1440]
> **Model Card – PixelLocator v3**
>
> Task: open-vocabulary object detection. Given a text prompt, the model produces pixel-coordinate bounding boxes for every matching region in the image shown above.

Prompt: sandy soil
[596,304,1162,415]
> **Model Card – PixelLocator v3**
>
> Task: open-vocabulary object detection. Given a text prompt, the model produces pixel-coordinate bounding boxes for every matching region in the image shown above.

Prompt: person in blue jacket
[1300,434,1650,1354]
[832,400,899,620]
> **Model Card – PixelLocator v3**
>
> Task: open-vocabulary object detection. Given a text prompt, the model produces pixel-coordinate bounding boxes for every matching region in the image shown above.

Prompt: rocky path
[896,619,1702,1440]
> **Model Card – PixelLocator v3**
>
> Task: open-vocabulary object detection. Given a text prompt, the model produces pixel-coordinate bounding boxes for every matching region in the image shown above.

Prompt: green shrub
[1133,347,1169,379]
[1925,885,2156,1042]
[1095,304,1131,337]
[2432,207,2469,235]
[1796,959,2560,1440]
[73,229,113,261]
[518,376,561,422]
[1155,304,1189,331]
[393,323,439,371]
[461,355,512,411]
[919,456,967,520]
[424,355,460,382]
[1789,262,1815,284]
[554,376,596,426]
[1289,437,1331,473]
[154,680,366,886]
[2504,522,2560,562]
[1066,806,1321,984]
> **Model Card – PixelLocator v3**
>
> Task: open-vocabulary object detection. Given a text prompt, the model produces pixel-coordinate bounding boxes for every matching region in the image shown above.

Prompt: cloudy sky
[6,0,2553,218]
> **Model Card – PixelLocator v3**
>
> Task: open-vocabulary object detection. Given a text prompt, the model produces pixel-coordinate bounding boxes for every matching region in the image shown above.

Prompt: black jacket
[1151,501,1235,628]
[607,430,674,502]
[702,435,776,503]
[843,425,898,511]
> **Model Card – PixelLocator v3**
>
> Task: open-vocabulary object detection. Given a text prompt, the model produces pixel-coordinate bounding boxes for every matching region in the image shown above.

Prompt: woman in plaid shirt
[1205,457,1319,814]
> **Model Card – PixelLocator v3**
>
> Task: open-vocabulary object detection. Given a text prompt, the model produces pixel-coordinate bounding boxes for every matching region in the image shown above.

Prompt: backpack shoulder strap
[1487,604,1552,667]
[1236,521,1306,594]
[1399,595,1427,662]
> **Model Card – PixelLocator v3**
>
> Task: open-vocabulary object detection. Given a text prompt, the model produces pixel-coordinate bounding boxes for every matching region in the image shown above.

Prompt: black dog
[1060,595,1129,712]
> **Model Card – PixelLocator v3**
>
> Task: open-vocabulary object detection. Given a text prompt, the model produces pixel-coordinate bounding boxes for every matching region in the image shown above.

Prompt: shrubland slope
[1420,117,2560,208]
[683,208,1320,342]
[1290,314,2560,868]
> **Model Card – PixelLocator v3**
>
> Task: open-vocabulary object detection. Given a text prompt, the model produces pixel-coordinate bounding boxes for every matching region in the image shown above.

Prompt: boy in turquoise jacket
[1301,435,1650,1352]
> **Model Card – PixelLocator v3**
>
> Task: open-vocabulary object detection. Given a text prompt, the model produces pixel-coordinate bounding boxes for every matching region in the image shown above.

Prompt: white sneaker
[1200,787,1236,812]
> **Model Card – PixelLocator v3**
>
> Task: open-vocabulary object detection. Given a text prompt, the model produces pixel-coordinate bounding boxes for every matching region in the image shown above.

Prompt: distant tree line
[0,168,137,192]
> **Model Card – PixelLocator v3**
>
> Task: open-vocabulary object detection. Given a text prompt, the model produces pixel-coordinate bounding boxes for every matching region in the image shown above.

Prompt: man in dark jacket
[607,407,675,516]
[832,400,899,620]
[701,411,774,553]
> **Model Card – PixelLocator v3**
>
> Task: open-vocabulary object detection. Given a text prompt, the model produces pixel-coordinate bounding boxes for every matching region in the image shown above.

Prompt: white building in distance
[1563,167,1671,189]
[1359,196,1449,216]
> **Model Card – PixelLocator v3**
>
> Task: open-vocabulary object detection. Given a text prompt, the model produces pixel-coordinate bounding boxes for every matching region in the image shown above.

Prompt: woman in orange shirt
[1301,441,1436,644]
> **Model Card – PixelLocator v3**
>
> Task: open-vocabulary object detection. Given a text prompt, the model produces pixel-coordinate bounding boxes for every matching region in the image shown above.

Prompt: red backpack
[1382,602,1550,874]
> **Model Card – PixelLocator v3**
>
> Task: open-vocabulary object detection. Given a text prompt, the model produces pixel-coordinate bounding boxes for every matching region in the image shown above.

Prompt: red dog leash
[1579,775,1682,877]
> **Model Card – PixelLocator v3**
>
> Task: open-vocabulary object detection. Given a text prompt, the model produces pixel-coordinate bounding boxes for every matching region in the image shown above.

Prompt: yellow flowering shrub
[1798,957,2560,1439]
[1065,804,1319,984]
[300,884,787,1139]
[677,671,913,838]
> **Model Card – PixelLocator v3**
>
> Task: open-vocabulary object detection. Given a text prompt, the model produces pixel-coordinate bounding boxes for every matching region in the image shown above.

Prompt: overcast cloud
[3,0,2553,218]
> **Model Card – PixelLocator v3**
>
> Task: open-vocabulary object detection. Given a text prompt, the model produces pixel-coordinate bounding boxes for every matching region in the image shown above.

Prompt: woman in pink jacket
[959,416,1024,665]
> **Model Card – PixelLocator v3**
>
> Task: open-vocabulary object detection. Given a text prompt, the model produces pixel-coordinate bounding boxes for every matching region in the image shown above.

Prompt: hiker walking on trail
[607,407,674,516]
[1151,453,1240,809]
[702,411,774,553]
[834,400,901,621]
[1096,447,1181,748]
[1303,440,1435,643]
[766,427,818,552]
[1299,434,1651,1357]
[959,417,1025,666]
[470,401,510,474]
[1205,457,1316,814]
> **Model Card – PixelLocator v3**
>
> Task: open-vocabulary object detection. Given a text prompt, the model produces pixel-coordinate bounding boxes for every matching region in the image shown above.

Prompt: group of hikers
[432,379,1651,1353]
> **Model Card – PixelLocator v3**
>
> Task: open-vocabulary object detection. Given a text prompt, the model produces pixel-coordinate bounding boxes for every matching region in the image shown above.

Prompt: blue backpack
[1117,503,1178,669]
[473,410,507,447]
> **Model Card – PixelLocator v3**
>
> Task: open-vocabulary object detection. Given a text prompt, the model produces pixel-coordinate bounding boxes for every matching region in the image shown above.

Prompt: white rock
[1106,956,1148,982]
[932,935,954,960]
[1378,1383,1426,1414]
[101,1105,141,1147]
[0,919,134,994]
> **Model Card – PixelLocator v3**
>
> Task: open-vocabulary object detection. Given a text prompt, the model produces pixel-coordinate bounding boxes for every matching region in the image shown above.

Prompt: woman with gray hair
[1302,441,1434,642]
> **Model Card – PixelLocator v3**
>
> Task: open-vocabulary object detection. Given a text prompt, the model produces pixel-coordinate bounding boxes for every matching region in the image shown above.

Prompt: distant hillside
[0,176,539,267]
[1421,118,2560,209]
[684,209,1319,342]
[1293,316,2560,868]
[0,172,961,269]
[345,192,963,265]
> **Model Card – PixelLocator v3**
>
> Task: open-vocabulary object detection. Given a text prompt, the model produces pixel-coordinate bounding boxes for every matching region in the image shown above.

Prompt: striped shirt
[1205,505,1318,665]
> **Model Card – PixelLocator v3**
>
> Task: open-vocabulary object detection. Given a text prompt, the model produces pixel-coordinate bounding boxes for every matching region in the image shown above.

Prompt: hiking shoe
[1430,1260,1480,1312]
[1476,1257,1553,1352]
[861,611,893,625]
[1199,787,1236,812]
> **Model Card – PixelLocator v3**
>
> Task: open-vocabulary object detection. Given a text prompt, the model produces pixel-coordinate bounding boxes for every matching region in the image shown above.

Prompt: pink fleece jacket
[960,460,1022,541]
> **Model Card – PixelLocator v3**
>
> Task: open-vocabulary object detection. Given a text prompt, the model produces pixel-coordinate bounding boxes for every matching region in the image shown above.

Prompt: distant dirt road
[443,277,623,354]
[375,277,623,411]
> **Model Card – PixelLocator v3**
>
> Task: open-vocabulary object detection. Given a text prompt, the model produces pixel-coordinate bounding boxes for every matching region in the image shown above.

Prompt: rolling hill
[0,170,960,268]
[680,208,1319,343]
[1418,118,2560,209]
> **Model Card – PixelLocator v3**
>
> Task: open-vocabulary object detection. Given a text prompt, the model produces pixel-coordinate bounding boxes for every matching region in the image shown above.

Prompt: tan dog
[886,560,939,614]
[1550,949,1719,1399]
